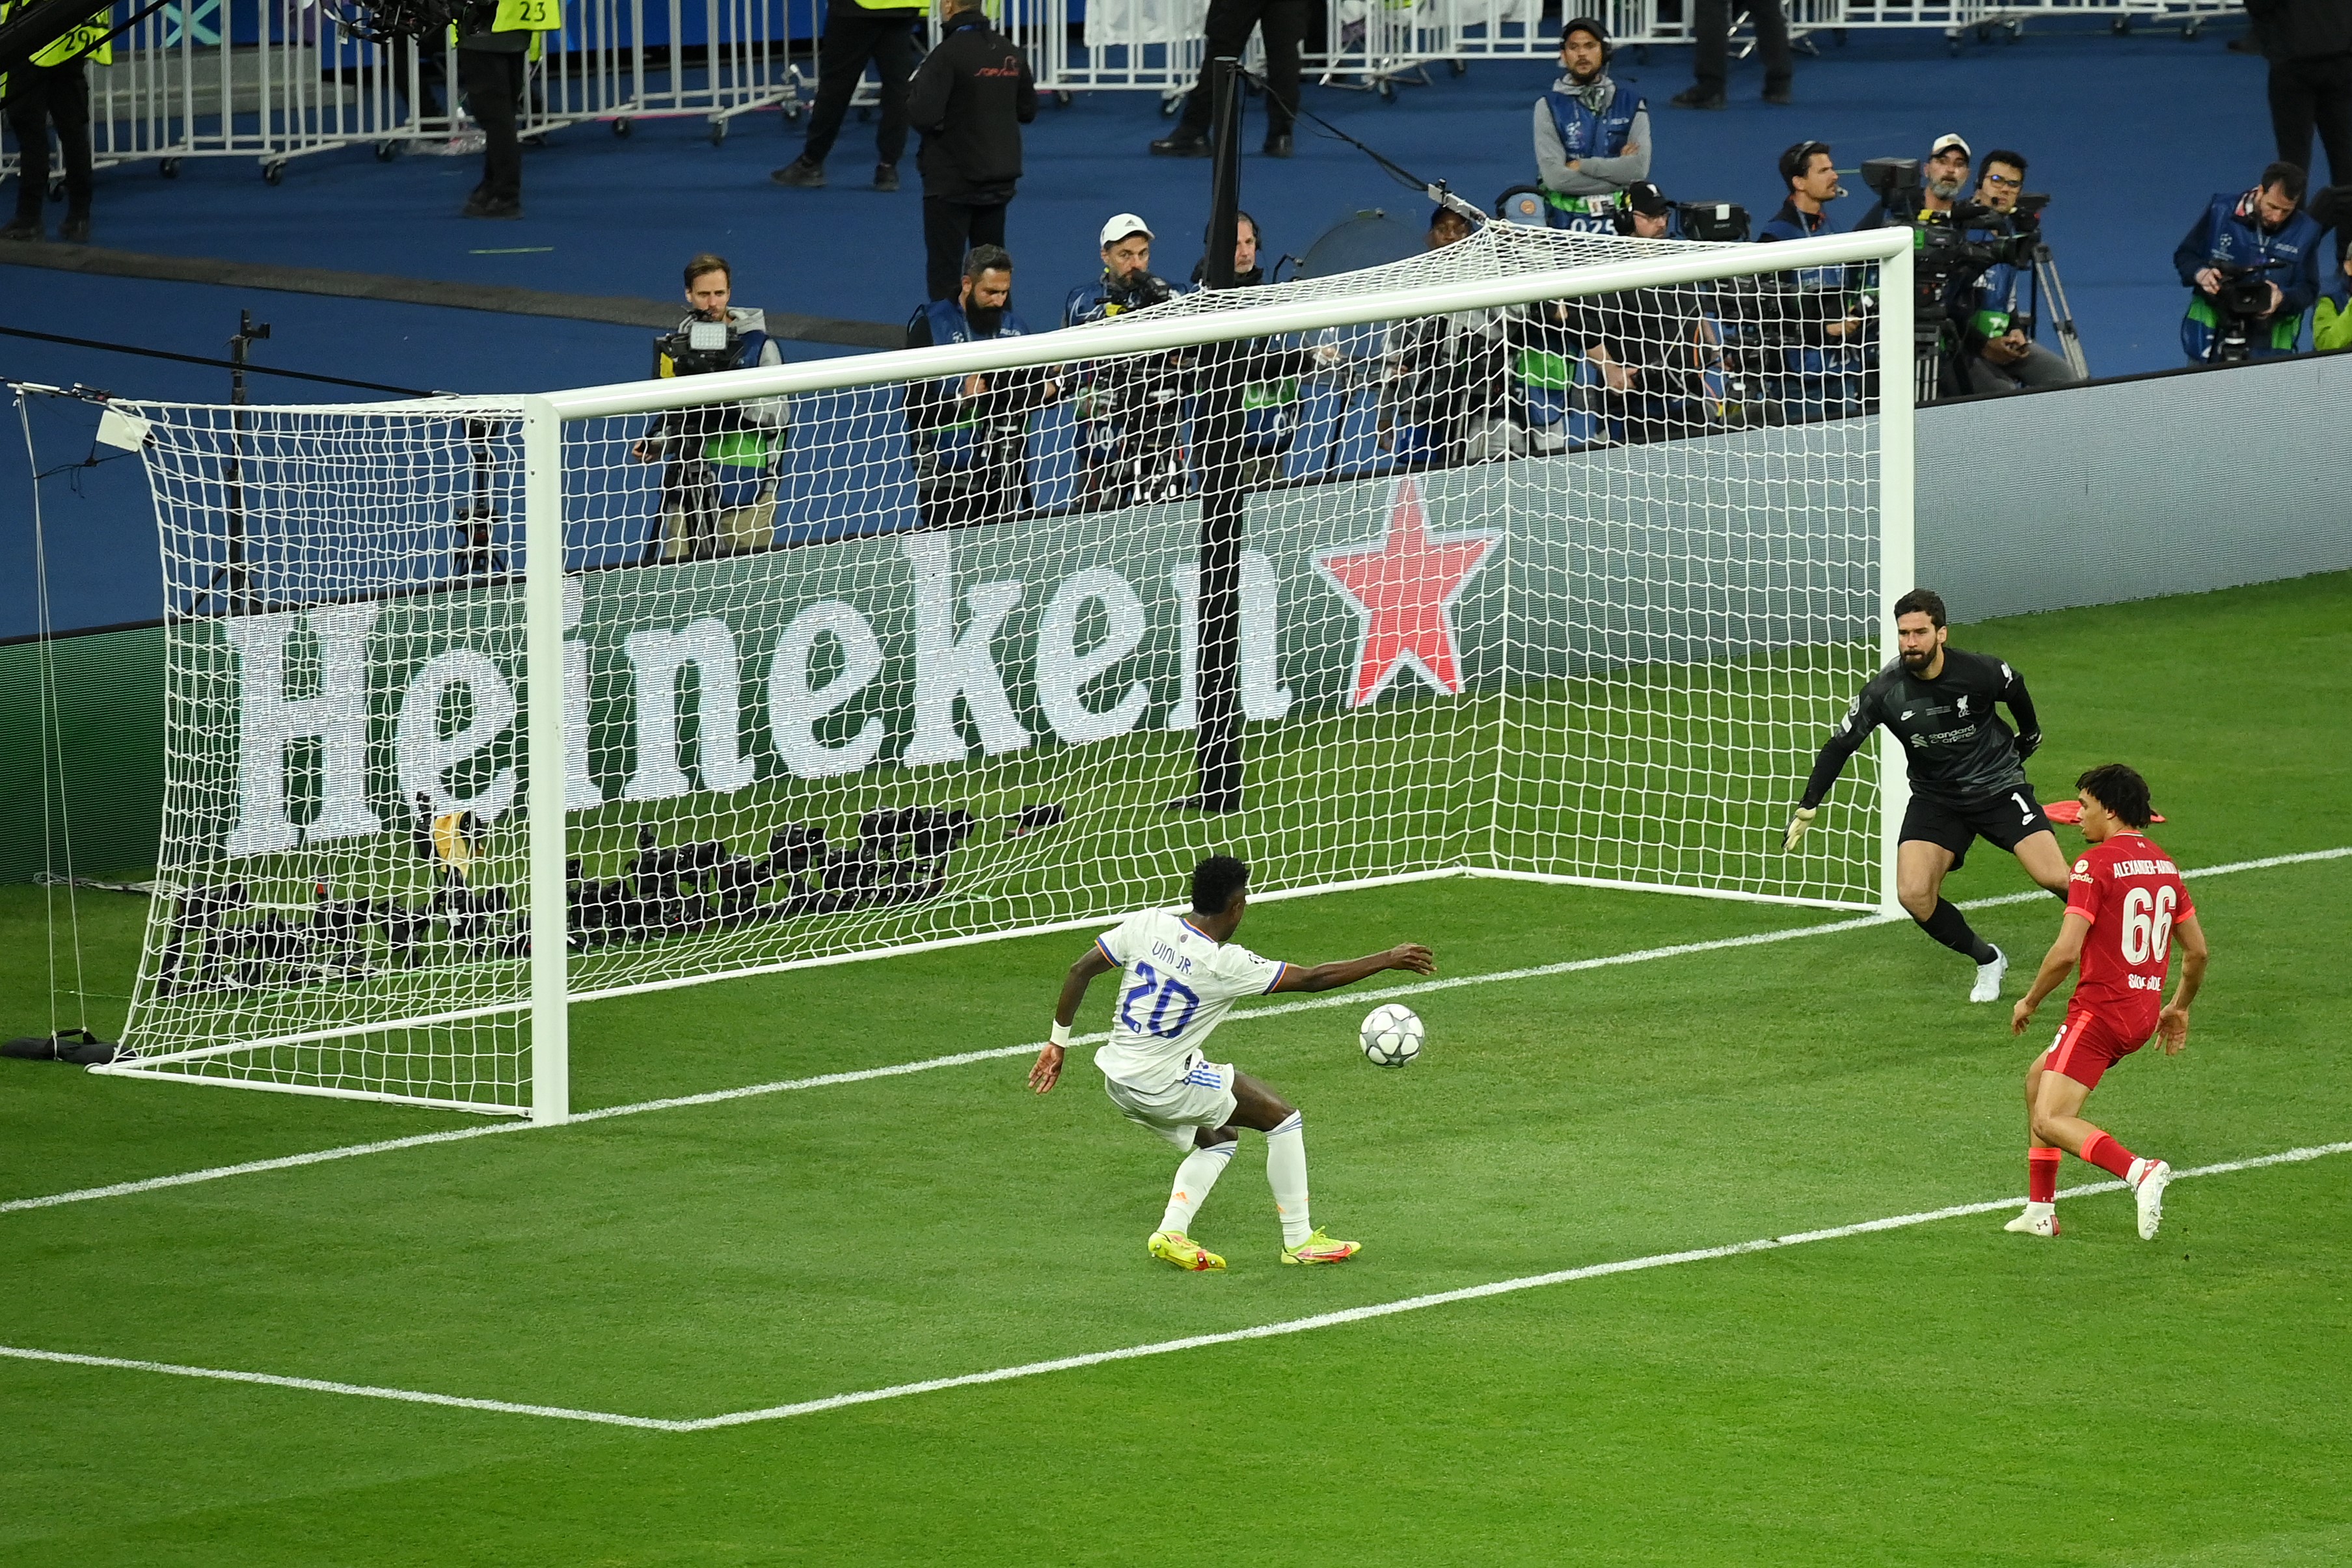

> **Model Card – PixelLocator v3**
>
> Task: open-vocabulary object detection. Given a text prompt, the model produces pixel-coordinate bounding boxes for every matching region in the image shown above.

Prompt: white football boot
[1969,945,2009,1004]
[2129,1158,2173,1241]
[2003,1203,2059,1237]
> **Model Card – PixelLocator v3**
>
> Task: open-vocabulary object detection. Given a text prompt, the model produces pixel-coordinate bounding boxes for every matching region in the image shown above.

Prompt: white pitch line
[8,844,2345,1219]
[8,1138,2347,1431]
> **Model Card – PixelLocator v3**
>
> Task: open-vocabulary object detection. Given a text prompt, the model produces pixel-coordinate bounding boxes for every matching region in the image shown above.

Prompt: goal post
[98,223,1913,1121]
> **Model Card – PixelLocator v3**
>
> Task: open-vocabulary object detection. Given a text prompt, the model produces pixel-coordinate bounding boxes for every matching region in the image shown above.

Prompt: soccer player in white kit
[1029,855,1435,1271]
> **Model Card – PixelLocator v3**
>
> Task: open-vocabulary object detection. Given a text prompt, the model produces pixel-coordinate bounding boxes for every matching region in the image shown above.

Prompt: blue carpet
[1,12,2299,632]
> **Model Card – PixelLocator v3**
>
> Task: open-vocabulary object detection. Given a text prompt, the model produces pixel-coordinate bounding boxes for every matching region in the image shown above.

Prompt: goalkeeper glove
[1782,806,1817,853]
[2015,731,2041,762]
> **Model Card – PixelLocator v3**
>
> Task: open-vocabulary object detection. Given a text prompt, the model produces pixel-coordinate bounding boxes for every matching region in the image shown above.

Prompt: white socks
[1266,1111,1311,1247]
[1159,1141,1237,1234]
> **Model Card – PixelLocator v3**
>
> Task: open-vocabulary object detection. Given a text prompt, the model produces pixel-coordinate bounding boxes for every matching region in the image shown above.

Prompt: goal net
[98,220,1912,1117]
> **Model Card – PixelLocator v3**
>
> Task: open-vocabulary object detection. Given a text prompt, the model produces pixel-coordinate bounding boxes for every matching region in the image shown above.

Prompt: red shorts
[2041,1010,2150,1090]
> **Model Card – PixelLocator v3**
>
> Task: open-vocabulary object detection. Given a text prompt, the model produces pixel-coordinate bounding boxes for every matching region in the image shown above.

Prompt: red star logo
[1312,478,1498,709]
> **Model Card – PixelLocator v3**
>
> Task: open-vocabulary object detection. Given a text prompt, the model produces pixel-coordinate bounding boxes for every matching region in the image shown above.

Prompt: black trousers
[922,195,1007,301]
[2269,53,2352,189]
[6,60,94,219]
[1177,0,1308,139]
[804,8,916,167]
[458,48,527,200]
[1692,0,1791,93]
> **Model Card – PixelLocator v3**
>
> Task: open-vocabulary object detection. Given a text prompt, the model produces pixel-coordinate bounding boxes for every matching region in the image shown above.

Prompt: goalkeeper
[1785,588,2070,1003]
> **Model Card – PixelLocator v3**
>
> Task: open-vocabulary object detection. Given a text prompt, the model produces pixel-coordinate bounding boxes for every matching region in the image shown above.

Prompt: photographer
[1383,206,1518,464]
[2174,161,2323,363]
[632,254,790,563]
[1960,150,2083,393]
[902,245,1057,529]
[1191,213,1343,488]
[1064,214,1190,507]
[1755,141,1869,420]
[1,1,109,242]
[1561,183,1723,446]
[1532,18,1651,233]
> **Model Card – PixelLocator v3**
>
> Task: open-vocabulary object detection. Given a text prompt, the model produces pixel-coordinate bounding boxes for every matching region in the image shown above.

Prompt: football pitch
[5,573,2349,1565]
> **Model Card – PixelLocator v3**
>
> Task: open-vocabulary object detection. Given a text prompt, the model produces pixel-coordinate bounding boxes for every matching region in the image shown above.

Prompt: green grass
[2,571,2348,1565]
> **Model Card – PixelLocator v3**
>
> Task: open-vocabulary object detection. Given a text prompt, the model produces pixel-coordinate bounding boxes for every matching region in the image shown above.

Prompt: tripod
[2025,242,2089,379]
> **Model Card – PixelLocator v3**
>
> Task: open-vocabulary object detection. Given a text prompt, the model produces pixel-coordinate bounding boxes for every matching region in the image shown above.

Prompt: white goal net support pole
[98,223,1912,1120]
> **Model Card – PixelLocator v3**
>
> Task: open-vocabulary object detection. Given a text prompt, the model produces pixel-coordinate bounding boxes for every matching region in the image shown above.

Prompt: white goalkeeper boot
[1969,945,2008,1004]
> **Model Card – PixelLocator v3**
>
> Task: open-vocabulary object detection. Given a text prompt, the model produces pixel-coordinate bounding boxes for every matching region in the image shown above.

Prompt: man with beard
[1064,215,1191,507]
[1856,133,1984,397]
[2174,161,2324,362]
[1783,588,2071,1005]
[1532,18,1651,234]
[1856,131,1973,230]
[904,245,1058,529]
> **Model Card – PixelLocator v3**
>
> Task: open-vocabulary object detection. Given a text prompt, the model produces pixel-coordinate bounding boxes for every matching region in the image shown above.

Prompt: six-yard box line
[7,843,2344,1219]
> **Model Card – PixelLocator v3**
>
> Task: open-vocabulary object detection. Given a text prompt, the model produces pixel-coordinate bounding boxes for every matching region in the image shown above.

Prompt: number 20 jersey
[2065,831,2195,1039]
[1092,910,1288,1093]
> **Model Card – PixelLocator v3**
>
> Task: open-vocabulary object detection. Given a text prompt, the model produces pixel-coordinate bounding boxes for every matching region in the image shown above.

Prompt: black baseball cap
[1622,181,1671,217]
[1560,16,1609,49]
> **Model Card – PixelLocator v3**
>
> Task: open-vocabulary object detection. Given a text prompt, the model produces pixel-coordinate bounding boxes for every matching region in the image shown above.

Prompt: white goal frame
[99,227,1913,1124]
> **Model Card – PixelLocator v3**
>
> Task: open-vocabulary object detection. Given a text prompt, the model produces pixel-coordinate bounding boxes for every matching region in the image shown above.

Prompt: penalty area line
[8,844,2345,1219]
[7,1139,2347,1431]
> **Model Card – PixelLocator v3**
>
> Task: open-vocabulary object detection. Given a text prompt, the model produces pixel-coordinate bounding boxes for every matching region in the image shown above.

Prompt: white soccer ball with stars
[1360,1004,1424,1068]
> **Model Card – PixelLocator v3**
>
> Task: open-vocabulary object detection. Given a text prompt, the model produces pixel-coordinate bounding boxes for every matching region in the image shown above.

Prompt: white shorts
[1102,1059,1238,1150]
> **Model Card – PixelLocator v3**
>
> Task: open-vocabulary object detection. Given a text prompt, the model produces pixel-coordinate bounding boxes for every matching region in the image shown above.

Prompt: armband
[1049,1021,1071,1049]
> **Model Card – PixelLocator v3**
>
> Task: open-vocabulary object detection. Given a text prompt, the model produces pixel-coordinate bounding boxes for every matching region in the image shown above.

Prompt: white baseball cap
[1929,132,1971,161]
[1099,212,1154,247]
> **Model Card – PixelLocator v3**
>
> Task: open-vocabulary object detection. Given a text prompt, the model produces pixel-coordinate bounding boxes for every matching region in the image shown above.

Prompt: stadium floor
[0,9,2310,636]
[3,572,2347,1564]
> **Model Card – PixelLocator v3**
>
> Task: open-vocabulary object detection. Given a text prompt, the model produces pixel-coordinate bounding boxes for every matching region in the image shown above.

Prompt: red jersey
[2064,831,2195,1039]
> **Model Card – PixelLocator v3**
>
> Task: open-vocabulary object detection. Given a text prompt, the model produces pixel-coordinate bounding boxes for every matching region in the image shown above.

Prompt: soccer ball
[1360,1004,1423,1068]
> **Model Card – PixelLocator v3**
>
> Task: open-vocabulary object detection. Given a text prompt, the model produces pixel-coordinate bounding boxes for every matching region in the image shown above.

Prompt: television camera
[2200,259,2290,364]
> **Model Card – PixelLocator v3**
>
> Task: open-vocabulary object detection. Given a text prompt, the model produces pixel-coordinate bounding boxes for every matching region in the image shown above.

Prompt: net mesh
[107,226,1894,1113]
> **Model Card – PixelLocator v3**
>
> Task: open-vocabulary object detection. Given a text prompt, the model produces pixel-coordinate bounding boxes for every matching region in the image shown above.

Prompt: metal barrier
[1,0,805,188]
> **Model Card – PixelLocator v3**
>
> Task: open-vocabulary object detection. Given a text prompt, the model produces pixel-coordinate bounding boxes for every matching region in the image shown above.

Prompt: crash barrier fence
[1,0,2239,193]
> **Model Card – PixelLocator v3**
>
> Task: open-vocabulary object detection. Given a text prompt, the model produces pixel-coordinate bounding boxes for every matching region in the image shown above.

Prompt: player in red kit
[2005,763,2208,1240]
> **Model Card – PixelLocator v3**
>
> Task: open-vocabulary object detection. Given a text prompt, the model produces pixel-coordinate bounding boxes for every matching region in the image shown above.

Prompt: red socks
[2028,1146,2061,1204]
[2081,1131,2137,1181]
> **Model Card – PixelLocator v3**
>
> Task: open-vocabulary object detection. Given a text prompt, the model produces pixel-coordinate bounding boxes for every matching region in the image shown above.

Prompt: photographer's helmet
[1560,16,1610,61]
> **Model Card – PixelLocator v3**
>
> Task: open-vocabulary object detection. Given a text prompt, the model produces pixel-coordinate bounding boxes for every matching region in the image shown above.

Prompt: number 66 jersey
[2065,831,2195,1041]
[1091,910,1289,1092]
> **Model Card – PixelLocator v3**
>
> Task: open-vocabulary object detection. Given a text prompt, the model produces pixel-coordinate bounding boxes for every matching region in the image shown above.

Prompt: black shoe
[1670,86,1726,109]
[1763,79,1792,105]
[0,215,39,242]
[770,157,826,187]
[462,191,522,219]
[1149,129,1210,157]
[59,211,90,243]
[874,163,899,192]
[1263,132,1293,157]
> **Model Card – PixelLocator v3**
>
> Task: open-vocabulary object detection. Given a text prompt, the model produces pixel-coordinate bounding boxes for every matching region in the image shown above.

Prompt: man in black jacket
[2249,0,2352,189]
[908,0,1037,301]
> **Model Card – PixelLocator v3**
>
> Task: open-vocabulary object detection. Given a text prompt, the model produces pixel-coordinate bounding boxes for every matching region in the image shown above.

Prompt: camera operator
[1,1,109,241]
[902,245,1057,529]
[1531,18,1651,234]
[632,254,790,563]
[1382,205,1519,464]
[1755,141,1869,420]
[1560,183,1723,446]
[1960,150,2083,393]
[1856,136,2039,398]
[452,0,561,219]
[1064,213,1190,507]
[2174,161,2324,363]
[1856,132,1971,229]
[1189,213,1345,488]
